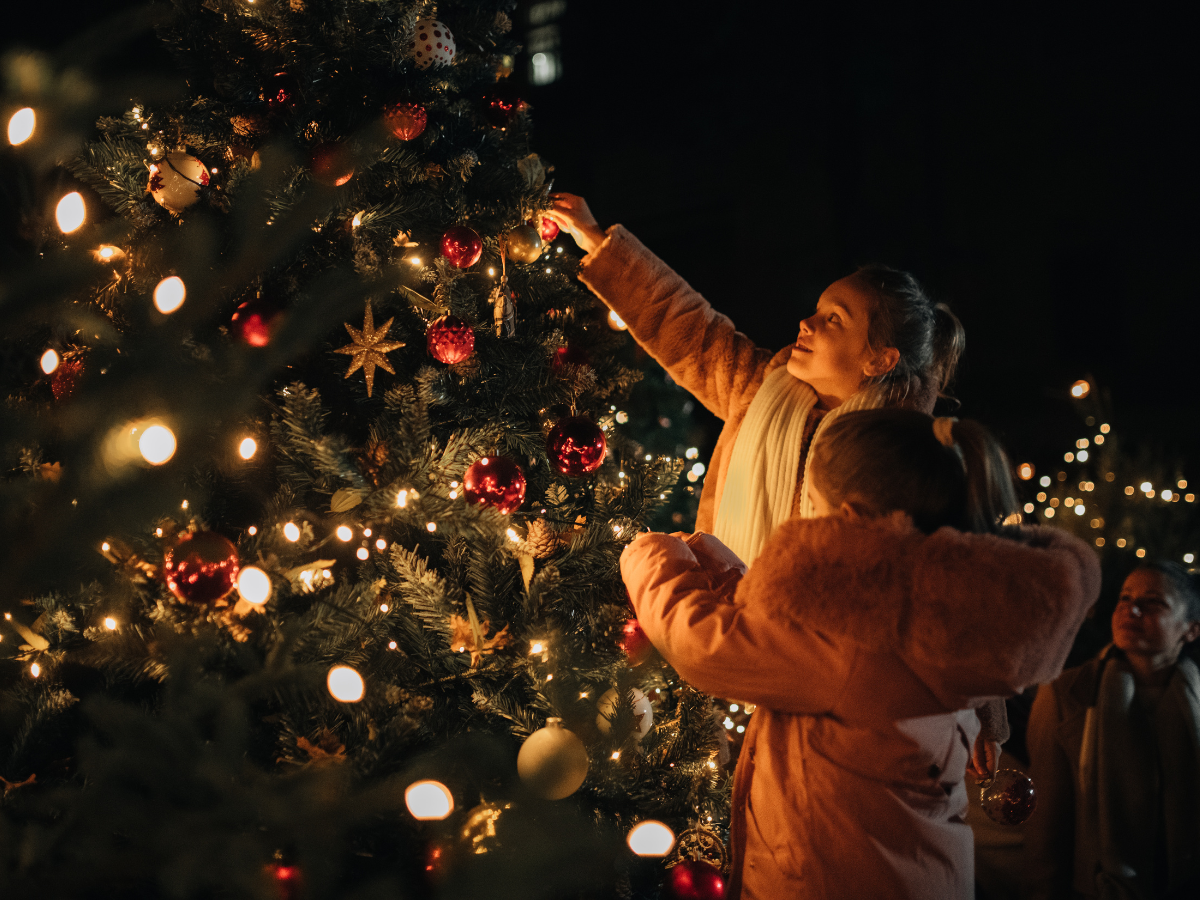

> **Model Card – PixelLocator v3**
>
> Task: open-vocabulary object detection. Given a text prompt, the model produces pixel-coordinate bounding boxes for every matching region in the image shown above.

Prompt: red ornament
[619,618,653,665]
[546,416,606,476]
[265,862,303,900]
[163,531,240,606]
[980,769,1037,826]
[664,860,726,900]
[482,93,524,128]
[263,72,299,112]
[440,226,483,268]
[310,142,355,187]
[385,102,427,141]
[551,344,590,373]
[535,216,559,242]
[50,357,85,400]
[464,456,527,514]
[231,294,286,347]
[427,315,475,364]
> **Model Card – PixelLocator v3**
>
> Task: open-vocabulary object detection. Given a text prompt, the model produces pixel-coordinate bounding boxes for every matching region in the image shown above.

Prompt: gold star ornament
[334,302,405,397]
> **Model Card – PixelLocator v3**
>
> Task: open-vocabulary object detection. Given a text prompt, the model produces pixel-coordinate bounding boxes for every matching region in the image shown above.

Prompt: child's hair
[810,408,1019,534]
[855,264,966,403]
[1132,562,1200,623]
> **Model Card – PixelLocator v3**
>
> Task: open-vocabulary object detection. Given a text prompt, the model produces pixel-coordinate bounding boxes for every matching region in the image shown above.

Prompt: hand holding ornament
[546,193,606,255]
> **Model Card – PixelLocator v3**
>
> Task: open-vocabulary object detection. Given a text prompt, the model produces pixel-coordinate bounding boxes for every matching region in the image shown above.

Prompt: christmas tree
[1,2,728,897]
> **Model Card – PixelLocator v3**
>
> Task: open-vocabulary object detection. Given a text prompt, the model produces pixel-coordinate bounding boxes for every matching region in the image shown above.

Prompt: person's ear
[1183,620,1200,644]
[863,346,900,378]
[838,498,876,519]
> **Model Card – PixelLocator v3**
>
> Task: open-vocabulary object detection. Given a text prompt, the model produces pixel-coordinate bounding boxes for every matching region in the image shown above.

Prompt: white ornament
[596,687,654,741]
[408,18,456,69]
[517,717,589,800]
[147,151,210,212]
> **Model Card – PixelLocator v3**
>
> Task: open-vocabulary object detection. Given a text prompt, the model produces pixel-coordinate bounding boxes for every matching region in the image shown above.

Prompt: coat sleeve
[1022,682,1077,900]
[621,532,853,713]
[578,226,776,421]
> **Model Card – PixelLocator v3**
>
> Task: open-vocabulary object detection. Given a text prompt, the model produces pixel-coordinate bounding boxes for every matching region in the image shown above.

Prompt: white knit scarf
[712,367,889,564]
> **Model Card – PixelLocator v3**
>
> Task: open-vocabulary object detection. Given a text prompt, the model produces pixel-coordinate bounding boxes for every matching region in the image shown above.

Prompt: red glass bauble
[265,862,303,900]
[440,226,483,268]
[50,357,85,400]
[231,294,286,347]
[310,142,355,187]
[263,72,299,112]
[163,531,240,606]
[427,314,475,364]
[551,344,590,373]
[664,860,726,900]
[385,102,427,141]
[463,456,527,514]
[619,618,653,665]
[536,216,560,242]
[546,416,606,476]
[482,93,523,128]
[980,769,1037,826]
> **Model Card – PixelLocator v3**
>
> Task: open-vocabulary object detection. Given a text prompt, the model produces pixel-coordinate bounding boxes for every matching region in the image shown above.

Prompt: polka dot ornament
[408,18,456,69]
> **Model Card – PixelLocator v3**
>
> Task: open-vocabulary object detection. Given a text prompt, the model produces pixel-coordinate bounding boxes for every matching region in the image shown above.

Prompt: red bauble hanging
[265,861,303,900]
[663,860,727,900]
[619,618,653,665]
[980,769,1037,826]
[535,216,559,242]
[482,93,525,128]
[426,314,475,364]
[440,226,482,268]
[551,344,590,373]
[263,72,299,112]
[310,142,355,187]
[231,293,286,347]
[385,102,427,141]
[50,356,85,401]
[546,416,606,476]
[463,456,527,514]
[163,531,240,606]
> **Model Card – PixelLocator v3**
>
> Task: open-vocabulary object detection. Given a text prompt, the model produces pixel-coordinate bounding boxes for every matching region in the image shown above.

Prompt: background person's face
[1112,569,1199,661]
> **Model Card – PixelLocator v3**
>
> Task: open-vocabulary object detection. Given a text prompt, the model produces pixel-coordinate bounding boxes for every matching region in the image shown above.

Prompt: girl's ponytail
[943,418,1019,534]
[930,303,966,399]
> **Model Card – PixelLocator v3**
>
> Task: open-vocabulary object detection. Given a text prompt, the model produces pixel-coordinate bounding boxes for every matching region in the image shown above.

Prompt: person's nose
[798,315,815,336]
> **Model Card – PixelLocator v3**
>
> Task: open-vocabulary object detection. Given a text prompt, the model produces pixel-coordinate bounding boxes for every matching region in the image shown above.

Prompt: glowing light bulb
[101,542,111,552]
[283,522,301,541]
[426,522,436,532]
[336,525,353,541]
[379,603,389,612]
[1141,482,1153,493]
[103,617,117,630]
[8,107,35,145]
[1070,379,1091,399]
[506,527,520,542]
[1016,463,1034,481]
[608,310,627,331]
[56,192,86,233]
[375,538,386,550]
[139,424,176,465]
[248,526,258,535]
[356,547,369,560]
[327,665,365,702]
[30,663,41,678]
[530,641,545,654]
[396,489,408,507]
[1185,553,1195,564]
[627,820,675,857]
[153,276,186,314]
[236,565,272,604]
[40,348,60,374]
[405,780,454,820]
[388,640,397,649]
[239,437,257,459]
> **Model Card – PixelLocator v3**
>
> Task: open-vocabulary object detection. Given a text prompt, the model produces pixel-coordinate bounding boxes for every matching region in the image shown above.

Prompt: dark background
[5,1,1198,472]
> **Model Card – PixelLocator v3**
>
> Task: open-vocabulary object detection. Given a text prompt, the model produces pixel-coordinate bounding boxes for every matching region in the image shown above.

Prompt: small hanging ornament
[517,718,590,800]
[163,530,240,606]
[619,618,653,666]
[333,302,405,397]
[384,101,427,141]
[463,456,526,514]
[230,291,286,347]
[147,151,210,212]
[49,353,85,400]
[666,824,730,877]
[264,855,303,900]
[503,224,543,264]
[551,343,590,373]
[596,687,655,740]
[407,18,456,69]
[481,92,525,127]
[663,860,727,900]
[426,314,475,364]
[490,281,516,337]
[456,800,514,856]
[979,769,1037,826]
[547,416,606,476]
[534,215,559,242]
[310,142,355,187]
[440,225,482,268]
[262,71,299,112]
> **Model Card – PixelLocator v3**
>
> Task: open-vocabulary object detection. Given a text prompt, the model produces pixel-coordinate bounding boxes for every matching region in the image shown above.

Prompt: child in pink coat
[621,409,1101,899]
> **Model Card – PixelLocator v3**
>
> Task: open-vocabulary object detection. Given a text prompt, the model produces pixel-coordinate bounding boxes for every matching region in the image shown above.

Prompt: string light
[139,424,176,465]
[56,192,86,233]
[627,821,675,857]
[236,566,272,605]
[388,640,397,649]
[1077,450,1089,462]
[405,780,454,820]
[1039,475,1051,487]
[103,617,117,630]
[379,603,389,612]
[283,521,301,541]
[247,526,258,535]
[426,522,436,532]
[506,527,520,542]
[1100,424,1111,433]
[40,349,60,374]
[1070,379,1091,399]
[30,663,41,678]
[1136,548,1146,558]
[611,751,621,760]
[1044,508,1055,518]
[1185,553,1195,564]
[396,489,409,507]
[608,310,627,331]
[336,525,353,541]
[1017,463,1034,481]
[7,107,35,145]
[101,542,111,552]
[326,665,365,702]
[1141,482,1153,493]
[356,547,369,560]
[238,437,257,459]
[375,538,387,550]
[153,276,186,314]
[363,528,372,537]
[530,641,545,654]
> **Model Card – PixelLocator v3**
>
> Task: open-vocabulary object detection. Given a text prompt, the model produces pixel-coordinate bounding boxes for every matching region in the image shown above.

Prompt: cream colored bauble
[596,687,654,740]
[407,18,456,69]
[147,151,210,212]
[517,717,589,800]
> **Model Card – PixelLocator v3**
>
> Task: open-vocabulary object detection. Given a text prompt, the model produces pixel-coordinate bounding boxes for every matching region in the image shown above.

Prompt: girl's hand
[546,193,606,255]
[967,735,1002,780]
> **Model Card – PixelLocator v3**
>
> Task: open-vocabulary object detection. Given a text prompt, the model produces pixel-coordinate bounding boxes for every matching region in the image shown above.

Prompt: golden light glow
[1185,553,1195,564]
[1100,423,1110,433]
[1163,489,1174,501]
[1023,502,1035,514]
[103,617,117,630]
[396,489,409,507]
[1077,450,1089,462]
[236,566,272,605]
[101,542,111,552]
[608,310,627,331]
[356,547,369,560]
[375,538,386,551]
[1117,538,1127,548]
[1074,505,1085,516]
[7,107,35,145]
[327,665,365,702]
[1017,463,1034,481]
[283,521,301,542]
[1096,537,1105,547]
[627,820,675,857]
[238,437,257,459]
[56,192,86,233]
[93,245,125,263]
[1064,452,1074,463]
[1136,548,1146,558]
[153,276,186,314]
[139,424,177,465]
[1070,379,1091,399]
[404,780,454,821]
[530,641,545,654]
[30,663,41,678]
[40,348,60,374]
[1141,482,1153,492]
[506,527,520,542]
[248,526,258,535]
[1178,479,1187,489]
[379,603,389,612]
[336,525,353,541]
[388,640,398,649]
[426,522,436,532]
[1125,486,1135,496]
[363,528,372,537]
[1094,435,1105,444]
[1044,507,1055,518]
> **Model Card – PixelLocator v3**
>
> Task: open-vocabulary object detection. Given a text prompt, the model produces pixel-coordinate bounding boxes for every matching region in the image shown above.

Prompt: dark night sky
[5,1,1198,472]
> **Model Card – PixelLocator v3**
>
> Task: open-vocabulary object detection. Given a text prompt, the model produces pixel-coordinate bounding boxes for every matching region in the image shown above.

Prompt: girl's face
[785,274,899,408]
[1111,569,1200,663]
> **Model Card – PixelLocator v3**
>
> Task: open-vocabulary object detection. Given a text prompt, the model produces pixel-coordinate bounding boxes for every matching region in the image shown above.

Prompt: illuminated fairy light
[1185,553,1195,564]
[283,521,301,542]
[1074,505,1085,516]
[1163,489,1174,501]
[351,213,362,228]
[247,525,258,535]
[1125,486,1135,496]
[426,522,436,532]
[608,310,627,331]
[363,528,372,537]
[1039,475,1051,487]
[336,525,353,541]
[1023,502,1034,513]
[30,663,41,678]
[356,547,369,560]
[1070,379,1091,399]
[1064,452,1074,463]
[736,725,745,733]
[155,528,163,537]
[615,411,629,424]
[1096,537,1105,547]
[396,490,409,507]
[236,566,272,605]
[506,527,520,543]
[1117,538,1127,548]
[1076,438,1089,449]
[326,665,365,702]
[55,192,86,233]
[388,640,397,650]
[405,780,454,820]
[1178,479,1188,489]
[40,348,60,374]
[691,462,706,477]
[379,603,389,613]
[530,641,545,654]
[1141,482,1153,493]
[153,276,186,314]
[375,538,387,551]
[139,424,177,465]
[239,437,257,459]
[181,500,189,510]
[101,541,111,552]
[1017,463,1034,481]
[103,617,117,630]
[627,821,675,857]
[611,751,621,760]
[448,490,458,499]
[1044,508,1055,518]
[1077,450,1089,462]
[7,107,35,145]
[1094,435,1105,444]
[1136,548,1146,558]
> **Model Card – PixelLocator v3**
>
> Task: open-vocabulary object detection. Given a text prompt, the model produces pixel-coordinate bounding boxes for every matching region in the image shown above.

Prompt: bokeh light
[627,820,675,857]
[139,424,177,465]
[327,665,365,702]
[153,276,186,314]
[40,349,60,374]
[56,192,86,233]
[236,566,272,605]
[405,780,454,820]
[239,437,257,459]
[8,107,35,145]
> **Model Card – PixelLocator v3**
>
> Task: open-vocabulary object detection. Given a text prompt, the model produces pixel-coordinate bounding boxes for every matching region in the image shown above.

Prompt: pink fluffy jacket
[621,515,1101,900]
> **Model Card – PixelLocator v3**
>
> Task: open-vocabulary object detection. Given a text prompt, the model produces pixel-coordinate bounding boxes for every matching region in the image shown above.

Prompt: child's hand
[546,193,606,254]
[967,735,1002,780]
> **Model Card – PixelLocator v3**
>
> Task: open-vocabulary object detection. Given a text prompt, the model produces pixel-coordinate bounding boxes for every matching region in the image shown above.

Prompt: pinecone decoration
[522,518,569,559]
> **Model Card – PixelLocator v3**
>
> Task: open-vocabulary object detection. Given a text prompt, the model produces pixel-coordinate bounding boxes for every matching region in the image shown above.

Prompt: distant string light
[40,349,60,374]
[405,780,454,820]
[327,665,365,702]
[56,192,86,233]
[627,821,675,857]
[153,276,186,314]
[103,617,117,630]
[7,107,35,145]
[283,521,301,541]
[1070,379,1091,399]
[336,525,353,541]
[236,566,272,605]
[239,437,257,459]
[139,424,176,465]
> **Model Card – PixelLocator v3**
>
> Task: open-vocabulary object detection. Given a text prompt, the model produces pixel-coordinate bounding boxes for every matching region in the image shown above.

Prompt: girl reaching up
[620,410,1101,900]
